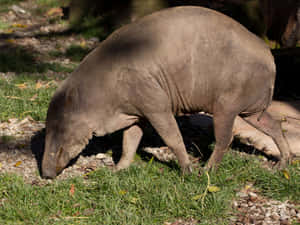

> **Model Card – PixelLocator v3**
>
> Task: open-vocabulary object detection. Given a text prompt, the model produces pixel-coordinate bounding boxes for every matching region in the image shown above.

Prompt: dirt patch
[231,184,300,225]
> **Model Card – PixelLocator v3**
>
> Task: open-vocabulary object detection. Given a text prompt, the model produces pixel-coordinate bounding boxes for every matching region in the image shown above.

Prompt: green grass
[0,20,10,30]
[0,75,59,121]
[35,0,64,13]
[49,44,92,62]
[0,46,75,73]
[0,135,15,143]
[0,0,23,13]
[0,151,299,224]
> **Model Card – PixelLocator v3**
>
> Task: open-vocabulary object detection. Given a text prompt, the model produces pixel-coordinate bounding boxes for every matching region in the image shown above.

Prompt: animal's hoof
[111,166,121,173]
[276,154,294,169]
[204,163,219,173]
[182,164,193,175]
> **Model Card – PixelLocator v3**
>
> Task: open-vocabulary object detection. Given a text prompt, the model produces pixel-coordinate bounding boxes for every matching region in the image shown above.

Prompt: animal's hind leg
[242,111,292,168]
[114,125,143,171]
[206,113,236,170]
[145,112,192,174]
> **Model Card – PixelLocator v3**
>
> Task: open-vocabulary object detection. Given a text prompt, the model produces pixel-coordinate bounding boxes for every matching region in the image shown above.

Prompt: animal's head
[281,5,300,47]
[41,85,92,179]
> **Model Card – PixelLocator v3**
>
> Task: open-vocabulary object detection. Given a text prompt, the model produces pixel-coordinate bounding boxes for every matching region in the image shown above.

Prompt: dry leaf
[15,83,27,89]
[45,80,57,88]
[30,94,38,101]
[83,208,94,216]
[6,39,15,44]
[35,81,43,89]
[192,194,203,201]
[14,161,22,167]
[12,23,27,28]
[4,29,14,34]
[207,185,220,193]
[129,197,139,204]
[5,96,23,100]
[45,7,63,17]
[69,184,75,196]
[282,169,290,180]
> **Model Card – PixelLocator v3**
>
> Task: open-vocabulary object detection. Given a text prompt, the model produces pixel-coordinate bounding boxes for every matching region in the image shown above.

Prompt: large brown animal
[42,6,292,179]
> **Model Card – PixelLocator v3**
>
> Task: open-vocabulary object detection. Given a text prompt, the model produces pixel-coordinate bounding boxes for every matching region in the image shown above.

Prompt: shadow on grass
[49,44,92,62]
[0,43,73,74]
[30,115,217,176]
[29,113,282,177]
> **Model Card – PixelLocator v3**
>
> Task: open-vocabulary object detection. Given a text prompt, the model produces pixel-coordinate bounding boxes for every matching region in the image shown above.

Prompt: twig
[5,96,23,100]
[201,171,210,209]
[63,216,89,220]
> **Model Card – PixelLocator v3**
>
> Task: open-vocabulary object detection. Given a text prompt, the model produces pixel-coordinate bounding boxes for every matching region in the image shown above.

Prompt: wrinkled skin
[42,6,292,179]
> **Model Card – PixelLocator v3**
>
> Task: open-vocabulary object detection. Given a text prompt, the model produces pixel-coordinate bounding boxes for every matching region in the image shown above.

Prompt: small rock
[232,201,238,208]
[249,192,258,201]
[96,153,107,159]
[279,218,290,225]
[11,5,27,14]
[290,209,297,217]
[270,213,280,220]
[89,37,99,42]
[237,192,248,198]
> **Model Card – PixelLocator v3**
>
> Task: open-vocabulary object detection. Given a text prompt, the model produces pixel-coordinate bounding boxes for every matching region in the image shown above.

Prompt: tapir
[42,6,292,178]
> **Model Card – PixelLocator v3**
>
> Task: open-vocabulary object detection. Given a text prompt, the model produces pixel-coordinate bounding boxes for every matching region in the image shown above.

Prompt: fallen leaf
[282,169,290,180]
[35,81,43,89]
[4,29,14,34]
[83,208,94,216]
[80,40,86,47]
[0,162,2,169]
[244,184,253,191]
[12,23,27,28]
[69,184,75,196]
[281,117,287,122]
[5,96,23,100]
[30,94,38,101]
[292,159,300,165]
[192,194,203,201]
[5,39,15,44]
[119,190,127,195]
[72,211,80,216]
[45,7,63,17]
[73,203,80,208]
[129,197,139,204]
[14,161,22,167]
[207,185,220,193]
[45,80,57,88]
[15,83,27,89]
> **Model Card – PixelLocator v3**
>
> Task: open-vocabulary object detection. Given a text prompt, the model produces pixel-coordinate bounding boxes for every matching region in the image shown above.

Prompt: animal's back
[95,6,275,114]
[73,6,275,115]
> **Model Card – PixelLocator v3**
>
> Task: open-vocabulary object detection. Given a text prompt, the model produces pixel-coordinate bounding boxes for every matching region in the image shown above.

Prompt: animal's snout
[41,168,57,179]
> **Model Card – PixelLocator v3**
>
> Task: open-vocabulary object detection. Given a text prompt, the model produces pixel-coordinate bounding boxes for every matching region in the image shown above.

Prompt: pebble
[232,189,299,225]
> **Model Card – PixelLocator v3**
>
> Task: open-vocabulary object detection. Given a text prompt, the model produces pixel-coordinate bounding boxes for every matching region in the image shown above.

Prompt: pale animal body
[42,6,292,178]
